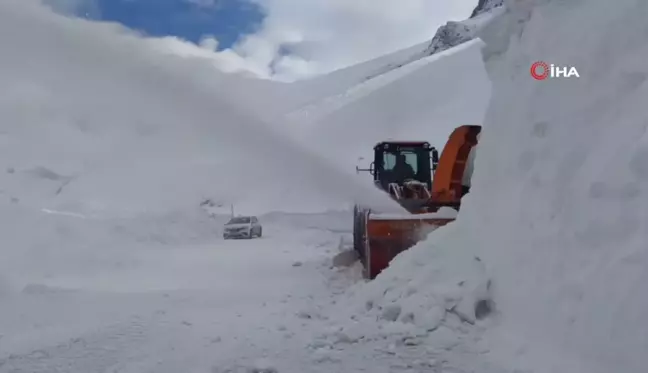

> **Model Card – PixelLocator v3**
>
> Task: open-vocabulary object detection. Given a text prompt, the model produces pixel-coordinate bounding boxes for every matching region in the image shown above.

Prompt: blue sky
[50,0,479,79]
[76,0,265,49]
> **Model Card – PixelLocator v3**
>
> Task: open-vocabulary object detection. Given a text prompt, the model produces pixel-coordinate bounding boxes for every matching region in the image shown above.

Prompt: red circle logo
[530,61,549,80]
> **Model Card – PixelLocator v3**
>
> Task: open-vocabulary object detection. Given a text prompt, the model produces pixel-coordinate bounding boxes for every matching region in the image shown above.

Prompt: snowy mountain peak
[313,0,505,86]
[470,0,505,18]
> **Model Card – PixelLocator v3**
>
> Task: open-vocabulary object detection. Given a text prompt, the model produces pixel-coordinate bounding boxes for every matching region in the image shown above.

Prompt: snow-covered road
[0,212,490,373]
[0,214,360,373]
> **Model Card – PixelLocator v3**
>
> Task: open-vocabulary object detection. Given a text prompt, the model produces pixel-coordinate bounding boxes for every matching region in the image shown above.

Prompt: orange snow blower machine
[353,125,481,279]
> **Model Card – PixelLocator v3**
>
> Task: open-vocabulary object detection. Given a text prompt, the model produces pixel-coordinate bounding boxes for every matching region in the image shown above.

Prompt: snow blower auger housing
[353,125,481,279]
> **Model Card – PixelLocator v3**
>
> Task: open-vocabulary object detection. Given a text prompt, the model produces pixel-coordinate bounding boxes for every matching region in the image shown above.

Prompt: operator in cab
[393,153,416,181]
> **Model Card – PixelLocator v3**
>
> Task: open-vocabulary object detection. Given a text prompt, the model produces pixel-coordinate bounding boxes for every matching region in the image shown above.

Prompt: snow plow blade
[361,212,454,279]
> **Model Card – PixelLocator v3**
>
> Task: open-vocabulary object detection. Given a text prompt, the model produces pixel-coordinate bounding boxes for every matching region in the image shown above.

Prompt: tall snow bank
[473,1,648,371]
[0,0,400,217]
[360,0,648,372]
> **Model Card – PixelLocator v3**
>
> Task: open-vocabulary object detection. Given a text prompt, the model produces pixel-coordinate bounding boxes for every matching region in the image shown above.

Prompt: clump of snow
[245,359,278,373]
[332,249,358,268]
[356,221,491,326]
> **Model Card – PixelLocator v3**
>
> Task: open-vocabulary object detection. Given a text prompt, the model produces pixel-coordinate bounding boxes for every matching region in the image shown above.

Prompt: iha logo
[530,61,580,80]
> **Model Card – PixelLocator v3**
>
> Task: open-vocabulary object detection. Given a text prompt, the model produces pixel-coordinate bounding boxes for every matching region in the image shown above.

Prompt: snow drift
[361,1,648,372]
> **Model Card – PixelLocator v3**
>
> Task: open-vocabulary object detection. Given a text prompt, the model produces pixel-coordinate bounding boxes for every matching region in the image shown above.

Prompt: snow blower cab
[373,141,438,204]
[353,125,481,279]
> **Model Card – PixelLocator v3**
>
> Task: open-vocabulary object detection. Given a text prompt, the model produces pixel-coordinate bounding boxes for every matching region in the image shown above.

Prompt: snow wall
[364,1,648,372]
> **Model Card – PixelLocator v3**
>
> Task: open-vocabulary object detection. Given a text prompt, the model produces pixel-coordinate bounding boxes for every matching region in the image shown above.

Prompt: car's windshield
[227,217,251,224]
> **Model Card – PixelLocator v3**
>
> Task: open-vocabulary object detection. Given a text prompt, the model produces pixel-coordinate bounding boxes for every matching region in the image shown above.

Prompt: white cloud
[41,0,478,80]
[241,0,477,79]
[148,35,272,78]
[155,0,478,81]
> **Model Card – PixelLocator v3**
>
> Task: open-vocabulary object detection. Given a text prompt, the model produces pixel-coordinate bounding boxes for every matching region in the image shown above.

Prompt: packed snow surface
[0,210,362,372]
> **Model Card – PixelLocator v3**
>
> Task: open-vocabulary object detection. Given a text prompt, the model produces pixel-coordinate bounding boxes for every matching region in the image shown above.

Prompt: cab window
[383,150,418,173]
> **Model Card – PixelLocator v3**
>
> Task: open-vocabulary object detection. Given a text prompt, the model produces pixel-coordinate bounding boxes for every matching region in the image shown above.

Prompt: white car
[223,216,262,239]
